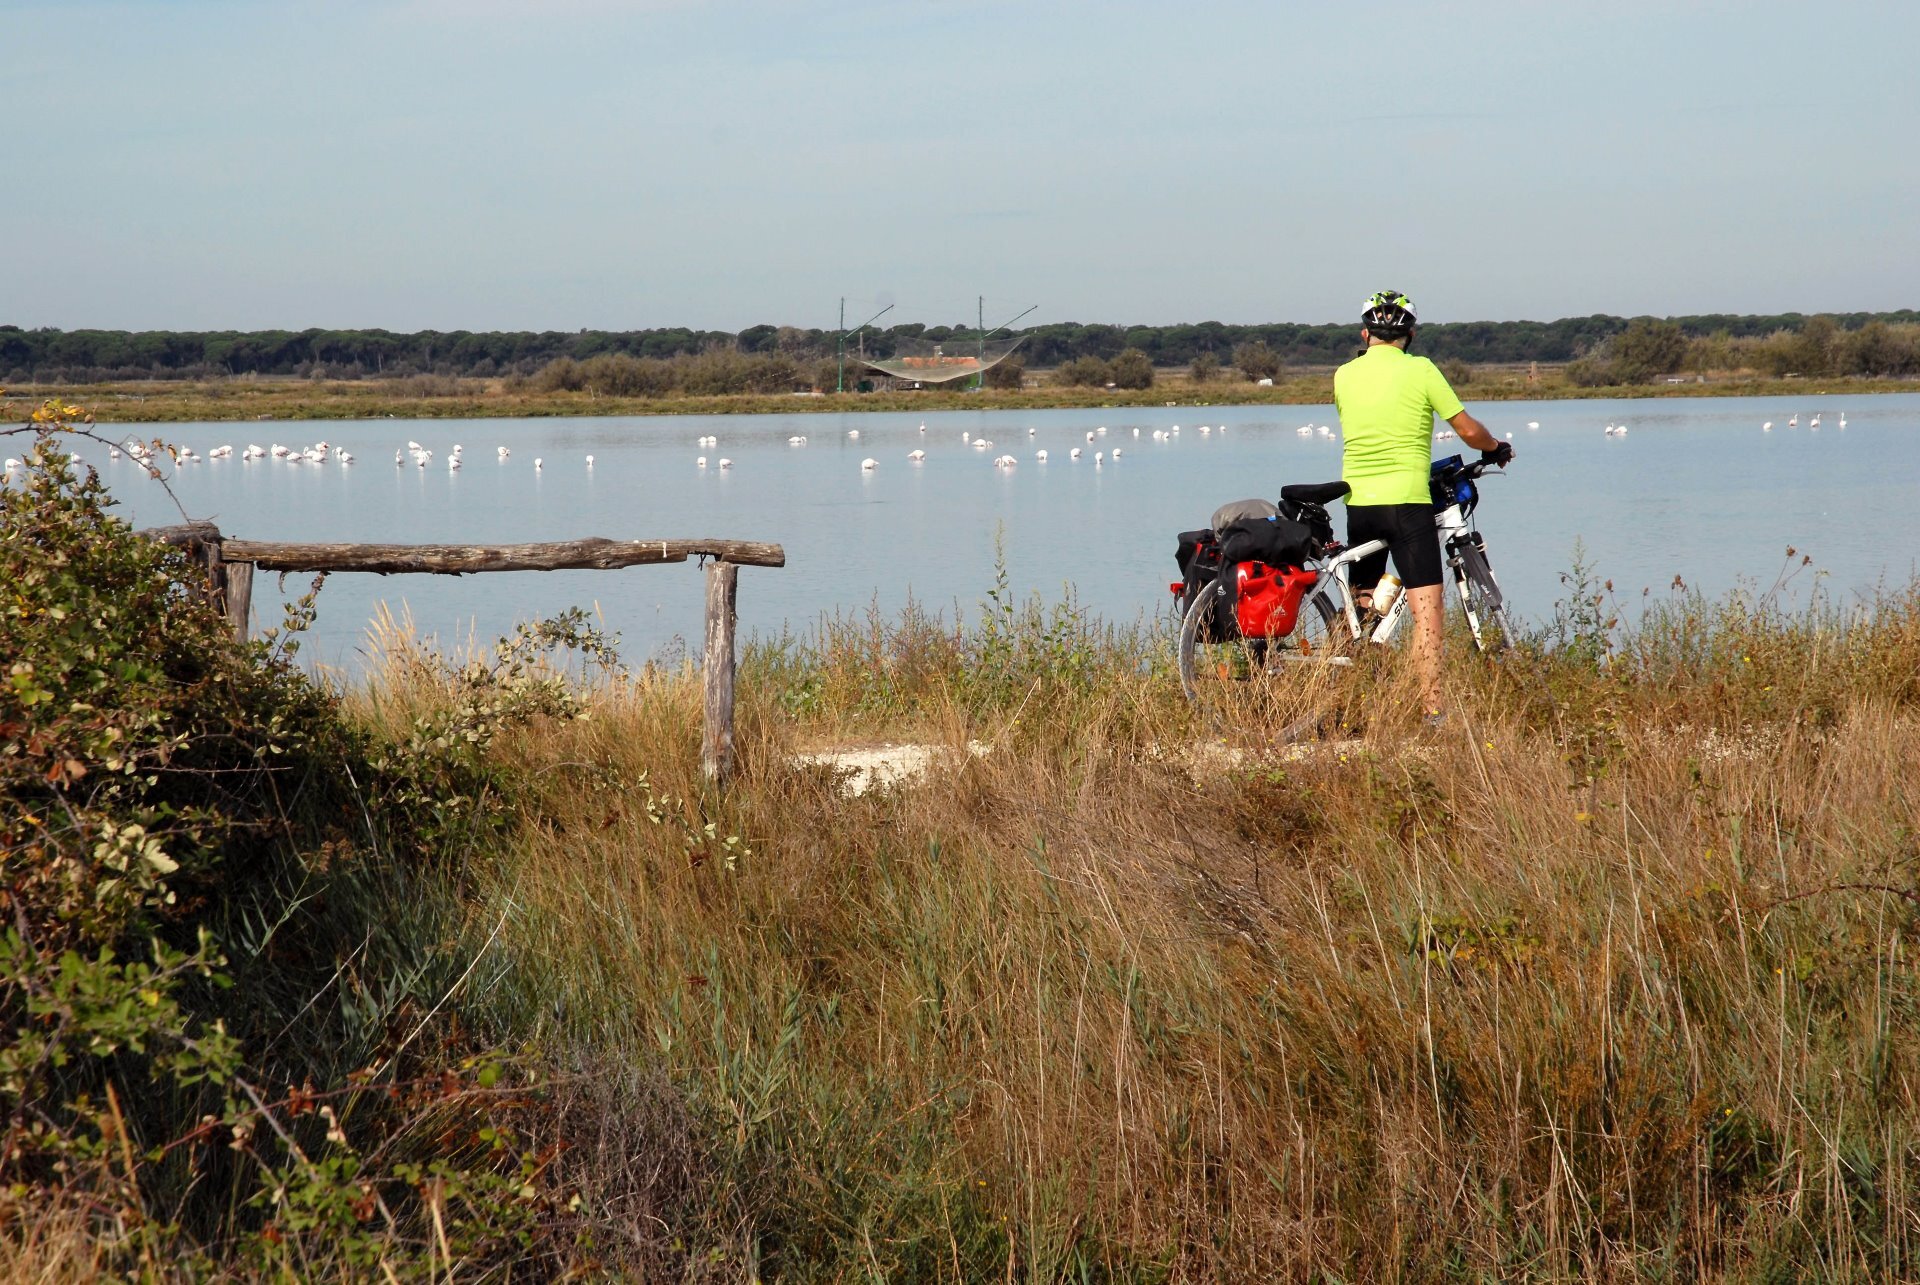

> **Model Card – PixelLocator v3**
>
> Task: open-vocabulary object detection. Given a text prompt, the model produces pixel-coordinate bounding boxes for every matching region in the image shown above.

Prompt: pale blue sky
[7,0,1916,331]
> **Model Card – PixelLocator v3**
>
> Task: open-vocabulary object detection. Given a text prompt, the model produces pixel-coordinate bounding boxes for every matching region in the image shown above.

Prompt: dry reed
[320,575,1920,1280]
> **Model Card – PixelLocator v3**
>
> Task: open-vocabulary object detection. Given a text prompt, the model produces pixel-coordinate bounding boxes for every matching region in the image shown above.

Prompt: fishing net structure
[859,335,1026,384]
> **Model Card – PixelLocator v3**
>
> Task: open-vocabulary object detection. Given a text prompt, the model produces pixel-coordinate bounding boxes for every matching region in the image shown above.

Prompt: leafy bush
[1607,318,1688,382]
[982,355,1024,389]
[1054,355,1111,387]
[0,404,627,1275]
[1233,339,1283,382]
[1107,347,1155,390]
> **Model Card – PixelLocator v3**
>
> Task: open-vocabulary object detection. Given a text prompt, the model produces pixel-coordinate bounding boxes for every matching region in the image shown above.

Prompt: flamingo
[860,457,877,471]
[1070,447,1082,460]
[1036,449,1048,461]
[718,458,732,469]
[585,454,594,467]
[908,449,925,461]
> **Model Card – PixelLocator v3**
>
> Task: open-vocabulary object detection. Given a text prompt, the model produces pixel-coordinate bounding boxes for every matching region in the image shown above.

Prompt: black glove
[1481,442,1514,467]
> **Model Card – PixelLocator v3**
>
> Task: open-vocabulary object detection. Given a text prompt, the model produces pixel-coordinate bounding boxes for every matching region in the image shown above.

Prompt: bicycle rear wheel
[1177,579,1355,741]
[1454,542,1515,652]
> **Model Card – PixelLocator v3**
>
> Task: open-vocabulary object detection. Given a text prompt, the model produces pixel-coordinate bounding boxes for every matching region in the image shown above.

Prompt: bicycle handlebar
[1468,448,1512,475]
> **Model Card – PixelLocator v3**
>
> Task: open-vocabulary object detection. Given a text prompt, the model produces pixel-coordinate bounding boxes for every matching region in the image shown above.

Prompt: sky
[7,0,1918,333]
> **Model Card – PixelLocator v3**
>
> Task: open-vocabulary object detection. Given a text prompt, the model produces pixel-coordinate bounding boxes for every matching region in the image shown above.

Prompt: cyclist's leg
[1344,507,1395,613]
[1407,584,1445,712]
[1363,506,1446,709]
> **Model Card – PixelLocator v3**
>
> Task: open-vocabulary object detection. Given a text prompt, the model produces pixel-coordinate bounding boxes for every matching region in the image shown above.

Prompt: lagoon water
[80,393,1920,671]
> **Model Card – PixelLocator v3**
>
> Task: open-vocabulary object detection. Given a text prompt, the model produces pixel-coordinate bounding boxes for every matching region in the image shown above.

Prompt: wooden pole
[702,560,739,787]
[224,559,253,641]
[194,537,227,620]
[139,523,243,634]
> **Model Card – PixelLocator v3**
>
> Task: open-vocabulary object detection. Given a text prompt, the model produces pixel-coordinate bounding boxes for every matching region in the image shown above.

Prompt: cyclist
[1333,290,1512,719]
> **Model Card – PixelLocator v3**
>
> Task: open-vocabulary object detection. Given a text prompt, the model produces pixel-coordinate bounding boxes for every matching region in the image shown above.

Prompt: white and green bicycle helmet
[1361,290,1417,339]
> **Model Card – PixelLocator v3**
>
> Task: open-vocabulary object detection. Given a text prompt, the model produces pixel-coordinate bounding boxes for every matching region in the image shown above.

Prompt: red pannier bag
[1232,562,1320,639]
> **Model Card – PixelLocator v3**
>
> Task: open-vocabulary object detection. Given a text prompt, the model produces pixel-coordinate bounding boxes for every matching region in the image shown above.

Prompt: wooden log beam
[218,537,785,574]
[140,521,223,549]
[702,560,739,787]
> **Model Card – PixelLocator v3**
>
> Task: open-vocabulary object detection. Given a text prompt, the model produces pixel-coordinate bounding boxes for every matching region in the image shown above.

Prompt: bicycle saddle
[1280,480,1351,505]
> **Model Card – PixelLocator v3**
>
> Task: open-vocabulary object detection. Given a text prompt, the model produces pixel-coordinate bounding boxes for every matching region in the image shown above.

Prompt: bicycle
[1173,451,1515,740]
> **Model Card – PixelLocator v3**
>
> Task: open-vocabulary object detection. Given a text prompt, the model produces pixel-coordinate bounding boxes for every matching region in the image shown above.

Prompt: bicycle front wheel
[1177,578,1355,741]
[1454,542,1515,652]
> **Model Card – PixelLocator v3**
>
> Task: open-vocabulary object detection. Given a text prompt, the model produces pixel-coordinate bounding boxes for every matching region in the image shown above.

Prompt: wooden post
[189,531,229,620]
[702,560,739,787]
[224,560,253,641]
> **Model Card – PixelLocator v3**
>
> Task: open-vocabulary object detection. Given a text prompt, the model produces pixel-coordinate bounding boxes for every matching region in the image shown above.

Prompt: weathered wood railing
[142,523,784,786]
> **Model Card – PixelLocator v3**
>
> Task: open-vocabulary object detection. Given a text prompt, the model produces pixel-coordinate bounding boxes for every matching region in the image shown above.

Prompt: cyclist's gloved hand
[1481,442,1515,468]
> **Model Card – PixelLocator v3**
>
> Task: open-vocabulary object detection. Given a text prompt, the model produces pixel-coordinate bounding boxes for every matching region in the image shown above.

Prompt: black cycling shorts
[1347,503,1443,591]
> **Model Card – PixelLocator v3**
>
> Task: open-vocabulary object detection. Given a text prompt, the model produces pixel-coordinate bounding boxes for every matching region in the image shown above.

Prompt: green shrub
[1054,355,1111,387]
[0,405,622,1275]
[1107,347,1155,390]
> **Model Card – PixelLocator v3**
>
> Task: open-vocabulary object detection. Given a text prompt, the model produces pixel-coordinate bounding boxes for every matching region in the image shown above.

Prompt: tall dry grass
[336,576,1920,1280]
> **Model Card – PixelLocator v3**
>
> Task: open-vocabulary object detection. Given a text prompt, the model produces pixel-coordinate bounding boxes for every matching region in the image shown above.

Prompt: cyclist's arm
[1447,409,1502,454]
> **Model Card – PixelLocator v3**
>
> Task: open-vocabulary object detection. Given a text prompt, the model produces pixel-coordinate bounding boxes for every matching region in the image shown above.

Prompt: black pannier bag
[1216,510,1319,571]
[1275,496,1336,552]
[1173,528,1235,641]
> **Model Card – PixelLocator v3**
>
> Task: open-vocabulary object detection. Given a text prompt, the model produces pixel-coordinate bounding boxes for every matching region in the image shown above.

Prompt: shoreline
[6,372,1915,424]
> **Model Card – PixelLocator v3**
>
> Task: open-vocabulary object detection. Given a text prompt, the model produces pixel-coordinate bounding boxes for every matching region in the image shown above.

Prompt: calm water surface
[86,393,1920,670]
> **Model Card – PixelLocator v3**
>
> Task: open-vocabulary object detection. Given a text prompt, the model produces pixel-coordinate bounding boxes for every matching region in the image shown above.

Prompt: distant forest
[6,311,1919,384]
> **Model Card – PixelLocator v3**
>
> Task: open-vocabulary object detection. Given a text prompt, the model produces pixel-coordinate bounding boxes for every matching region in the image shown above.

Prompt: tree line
[5,310,1919,386]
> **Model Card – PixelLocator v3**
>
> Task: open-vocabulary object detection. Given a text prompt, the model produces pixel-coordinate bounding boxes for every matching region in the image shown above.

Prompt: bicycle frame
[1303,497,1488,647]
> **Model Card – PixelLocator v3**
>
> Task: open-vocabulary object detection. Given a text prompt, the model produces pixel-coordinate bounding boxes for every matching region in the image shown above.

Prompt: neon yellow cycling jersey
[1332,344,1464,507]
